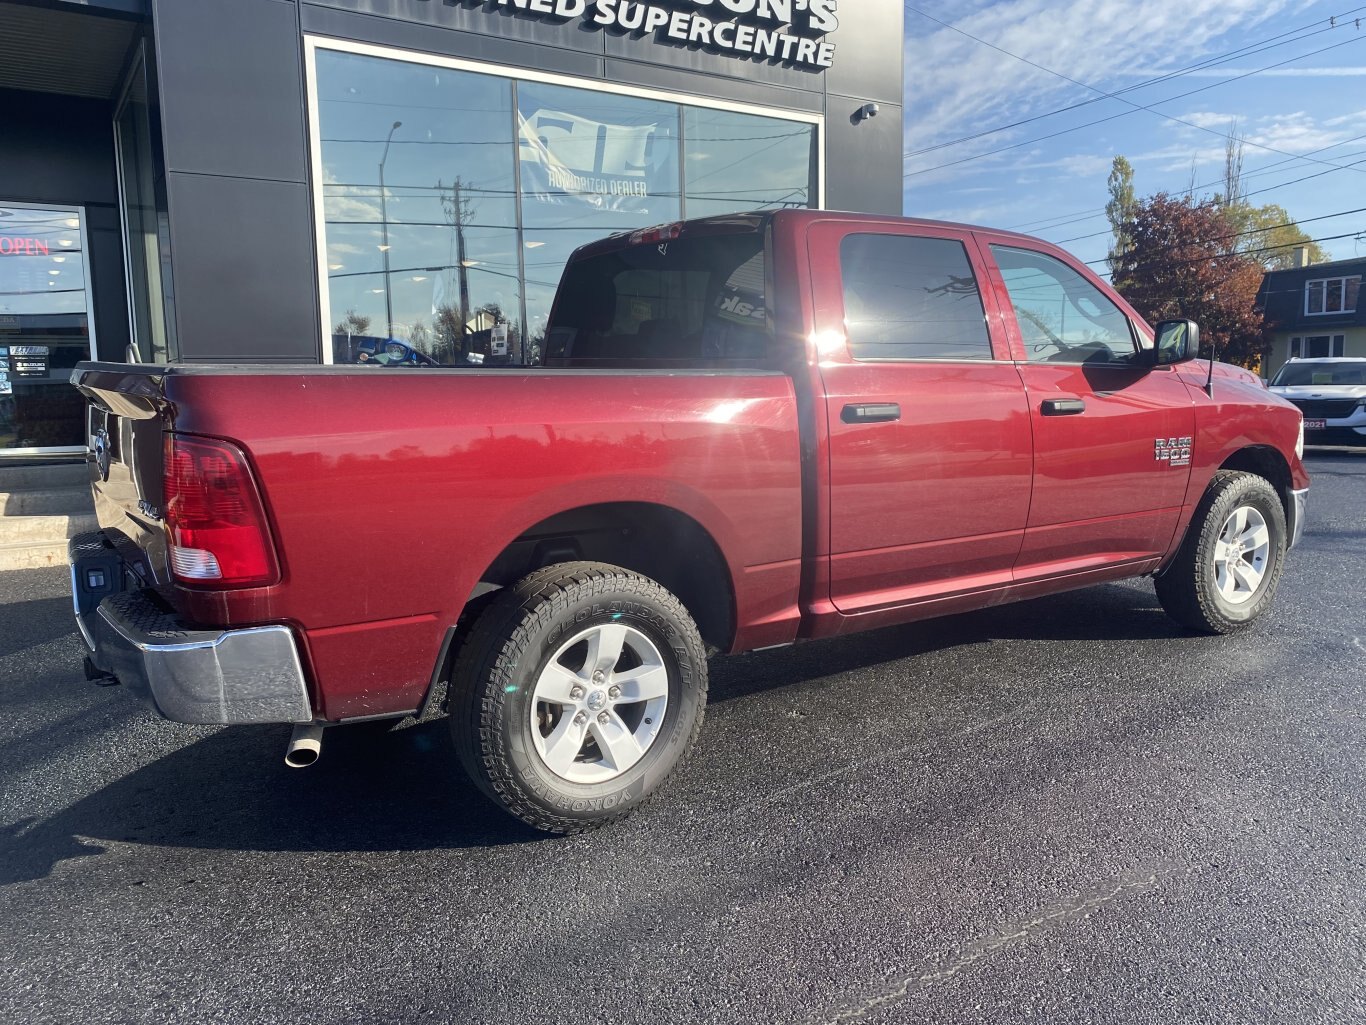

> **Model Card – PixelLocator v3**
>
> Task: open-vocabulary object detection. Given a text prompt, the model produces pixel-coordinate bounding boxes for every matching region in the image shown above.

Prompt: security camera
[853,102,879,124]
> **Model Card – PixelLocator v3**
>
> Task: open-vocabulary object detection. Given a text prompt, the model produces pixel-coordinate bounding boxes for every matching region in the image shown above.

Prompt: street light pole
[378,120,402,339]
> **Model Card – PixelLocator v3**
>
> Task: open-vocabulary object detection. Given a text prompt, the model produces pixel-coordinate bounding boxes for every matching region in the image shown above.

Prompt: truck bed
[74,363,804,721]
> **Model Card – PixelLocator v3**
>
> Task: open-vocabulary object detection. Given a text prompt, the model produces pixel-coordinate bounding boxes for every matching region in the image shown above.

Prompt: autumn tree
[1111,193,1267,368]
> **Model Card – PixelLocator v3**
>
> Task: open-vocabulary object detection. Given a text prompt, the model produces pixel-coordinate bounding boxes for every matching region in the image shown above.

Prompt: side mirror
[1152,319,1199,366]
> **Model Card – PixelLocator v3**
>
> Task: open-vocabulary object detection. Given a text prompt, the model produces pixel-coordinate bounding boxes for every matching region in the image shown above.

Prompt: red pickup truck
[69,210,1308,833]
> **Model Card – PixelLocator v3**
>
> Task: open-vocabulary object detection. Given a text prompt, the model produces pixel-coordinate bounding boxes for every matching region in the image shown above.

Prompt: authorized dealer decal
[418,0,841,69]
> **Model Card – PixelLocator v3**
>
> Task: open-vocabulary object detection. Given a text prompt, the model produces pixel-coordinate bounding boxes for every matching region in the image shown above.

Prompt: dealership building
[0,0,904,459]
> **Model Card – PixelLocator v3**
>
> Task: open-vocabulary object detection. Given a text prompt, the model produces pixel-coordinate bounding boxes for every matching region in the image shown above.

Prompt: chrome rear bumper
[70,534,312,725]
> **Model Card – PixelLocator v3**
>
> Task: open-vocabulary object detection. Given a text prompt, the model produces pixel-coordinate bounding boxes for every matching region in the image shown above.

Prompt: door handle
[1041,398,1086,416]
[841,403,901,424]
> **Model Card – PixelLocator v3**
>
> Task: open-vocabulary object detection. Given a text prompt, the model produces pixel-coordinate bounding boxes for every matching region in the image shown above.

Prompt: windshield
[1271,362,1366,386]
[545,229,768,366]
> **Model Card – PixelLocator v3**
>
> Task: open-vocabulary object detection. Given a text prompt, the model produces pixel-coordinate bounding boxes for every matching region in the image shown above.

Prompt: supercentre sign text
[419,0,841,69]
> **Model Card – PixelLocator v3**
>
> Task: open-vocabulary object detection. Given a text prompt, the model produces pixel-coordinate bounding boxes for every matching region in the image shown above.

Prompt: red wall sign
[0,237,51,256]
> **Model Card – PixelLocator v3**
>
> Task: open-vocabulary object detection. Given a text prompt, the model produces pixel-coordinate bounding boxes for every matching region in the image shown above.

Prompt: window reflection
[316,50,522,365]
[313,48,819,366]
[992,246,1136,364]
[840,234,992,361]
[684,108,815,218]
[0,204,92,450]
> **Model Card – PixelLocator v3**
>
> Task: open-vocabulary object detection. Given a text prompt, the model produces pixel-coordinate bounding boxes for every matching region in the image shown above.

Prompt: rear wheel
[451,562,708,834]
[1155,470,1287,634]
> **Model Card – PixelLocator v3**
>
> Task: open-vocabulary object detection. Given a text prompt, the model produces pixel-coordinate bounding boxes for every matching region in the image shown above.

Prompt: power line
[903,4,1366,161]
[1085,228,1365,268]
[1008,135,1366,233]
[1067,205,1366,260]
[1051,155,1366,246]
[902,17,1366,178]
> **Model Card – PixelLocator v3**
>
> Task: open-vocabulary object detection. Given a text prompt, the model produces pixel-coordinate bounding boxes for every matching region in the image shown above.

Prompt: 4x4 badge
[1155,436,1193,467]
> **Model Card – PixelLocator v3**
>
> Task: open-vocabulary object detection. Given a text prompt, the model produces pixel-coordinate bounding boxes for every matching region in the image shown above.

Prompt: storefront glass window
[516,83,680,360]
[115,51,175,363]
[316,49,521,366]
[0,204,93,453]
[312,45,819,366]
[683,108,816,218]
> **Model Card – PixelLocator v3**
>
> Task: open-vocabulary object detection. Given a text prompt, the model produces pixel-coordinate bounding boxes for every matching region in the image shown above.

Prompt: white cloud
[903,0,1302,163]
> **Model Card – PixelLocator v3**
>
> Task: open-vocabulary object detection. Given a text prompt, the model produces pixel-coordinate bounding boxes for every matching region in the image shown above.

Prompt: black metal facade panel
[151,0,309,182]
[823,0,904,105]
[0,87,130,356]
[166,174,321,360]
[0,88,121,206]
[300,3,607,79]
[823,95,902,216]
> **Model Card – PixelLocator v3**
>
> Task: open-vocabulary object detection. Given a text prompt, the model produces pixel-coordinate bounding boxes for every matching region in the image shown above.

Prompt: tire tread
[451,561,707,834]
[1155,470,1286,634]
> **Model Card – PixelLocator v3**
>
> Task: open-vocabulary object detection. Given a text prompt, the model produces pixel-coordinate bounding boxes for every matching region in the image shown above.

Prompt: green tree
[1222,202,1329,270]
[1104,155,1137,280]
[1214,131,1326,269]
[332,309,371,336]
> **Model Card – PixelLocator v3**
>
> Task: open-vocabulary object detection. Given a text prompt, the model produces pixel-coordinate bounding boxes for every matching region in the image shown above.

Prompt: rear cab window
[545,224,769,367]
[839,233,994,361]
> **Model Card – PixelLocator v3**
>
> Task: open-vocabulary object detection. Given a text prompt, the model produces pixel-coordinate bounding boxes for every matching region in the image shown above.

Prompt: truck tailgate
[71,364,174,586]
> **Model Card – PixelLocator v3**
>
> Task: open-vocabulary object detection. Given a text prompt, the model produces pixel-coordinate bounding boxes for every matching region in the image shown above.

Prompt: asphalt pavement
[1,452,1363,1025]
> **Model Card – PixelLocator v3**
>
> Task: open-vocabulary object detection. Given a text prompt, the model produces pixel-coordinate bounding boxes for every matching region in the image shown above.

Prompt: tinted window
[545,230,768,365]
[992,246,1136,364]
[840,234,992,360]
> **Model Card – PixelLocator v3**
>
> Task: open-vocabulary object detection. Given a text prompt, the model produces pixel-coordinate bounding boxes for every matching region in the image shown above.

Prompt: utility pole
[378,120,402,339]
[454,177,471,354]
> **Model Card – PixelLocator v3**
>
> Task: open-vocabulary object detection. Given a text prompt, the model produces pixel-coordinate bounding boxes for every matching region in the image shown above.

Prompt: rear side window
[991,245,1137,364]
[840,234,993,361]
[545,232,768,366]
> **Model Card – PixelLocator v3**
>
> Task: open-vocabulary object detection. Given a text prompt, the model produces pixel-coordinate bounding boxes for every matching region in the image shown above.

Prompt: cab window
[840,234,993,361]
[991,246,1137,364]
[545,231,768,366]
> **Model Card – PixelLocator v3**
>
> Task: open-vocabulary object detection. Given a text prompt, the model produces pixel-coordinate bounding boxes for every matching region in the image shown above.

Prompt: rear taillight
[163,433,280,588]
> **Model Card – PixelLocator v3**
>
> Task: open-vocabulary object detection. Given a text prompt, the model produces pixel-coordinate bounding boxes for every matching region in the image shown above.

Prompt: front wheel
[451,562,708,834]
[1155,470,1287,634]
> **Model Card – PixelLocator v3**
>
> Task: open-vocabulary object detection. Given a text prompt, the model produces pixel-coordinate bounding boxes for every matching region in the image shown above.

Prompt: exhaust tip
[285,724,324,768]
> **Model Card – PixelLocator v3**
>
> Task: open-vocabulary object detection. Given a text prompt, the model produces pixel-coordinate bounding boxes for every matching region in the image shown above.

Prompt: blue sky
[901,0,1366,277]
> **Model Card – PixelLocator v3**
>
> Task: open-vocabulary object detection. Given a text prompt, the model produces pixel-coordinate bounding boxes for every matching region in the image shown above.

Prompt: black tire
[451,561,708,834]
[1155,470,1287,634]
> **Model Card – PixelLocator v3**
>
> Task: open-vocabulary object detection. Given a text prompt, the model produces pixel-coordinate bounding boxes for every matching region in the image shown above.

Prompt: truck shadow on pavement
[0,719,541,885]
[2,581,1197,885]
[708,580,1189,705]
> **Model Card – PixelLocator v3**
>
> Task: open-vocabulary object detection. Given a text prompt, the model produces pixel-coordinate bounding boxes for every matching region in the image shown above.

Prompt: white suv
[1268,357,1366,447]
